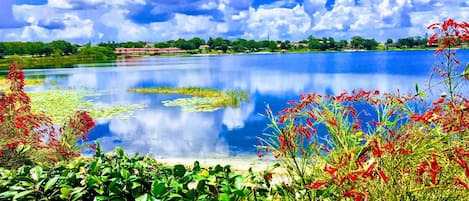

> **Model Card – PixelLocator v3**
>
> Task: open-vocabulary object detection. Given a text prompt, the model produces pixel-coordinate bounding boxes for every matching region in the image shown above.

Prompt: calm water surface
[19,50,469,157]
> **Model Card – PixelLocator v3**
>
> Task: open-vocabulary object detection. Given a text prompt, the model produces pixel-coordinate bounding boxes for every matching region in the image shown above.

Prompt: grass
[128,87,249,112]
[0,55,114,70]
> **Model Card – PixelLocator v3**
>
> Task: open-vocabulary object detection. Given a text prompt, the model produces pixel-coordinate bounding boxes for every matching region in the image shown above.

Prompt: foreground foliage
[0,145,275,201]
[0,63,96,168]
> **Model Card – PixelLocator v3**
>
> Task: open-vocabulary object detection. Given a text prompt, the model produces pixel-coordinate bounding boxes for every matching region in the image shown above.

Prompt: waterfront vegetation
[0,33,451,70]
[0,18,468,200]
[128,87,249,112]
[0,45,116,70]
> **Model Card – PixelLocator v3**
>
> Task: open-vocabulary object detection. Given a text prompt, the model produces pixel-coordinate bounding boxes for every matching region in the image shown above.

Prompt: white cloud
[100,9,150,41]
[48,0,73,9]
[3,0,469,42]
[200,1,218,10]
[243,5,311,40]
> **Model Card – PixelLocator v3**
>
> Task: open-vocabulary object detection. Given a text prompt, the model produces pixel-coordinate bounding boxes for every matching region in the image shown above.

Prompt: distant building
[199,45,210,50]
[115,47,185,56]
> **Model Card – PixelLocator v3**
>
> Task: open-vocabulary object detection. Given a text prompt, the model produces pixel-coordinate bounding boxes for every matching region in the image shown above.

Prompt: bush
[0,62,95,168]
[0,144,275,200]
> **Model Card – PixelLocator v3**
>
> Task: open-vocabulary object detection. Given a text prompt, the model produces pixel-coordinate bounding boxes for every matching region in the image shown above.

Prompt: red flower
[363,163,376,178]
[327,119,339,127]
[455,178,469,189]
[90,144,97,151]
[417,162,428,175]
[348,173,358,181]
[266,173,273,182]
[307,180,328,189]
[432,97,445,105]
[323,164,338,177]
[378,169,388,183]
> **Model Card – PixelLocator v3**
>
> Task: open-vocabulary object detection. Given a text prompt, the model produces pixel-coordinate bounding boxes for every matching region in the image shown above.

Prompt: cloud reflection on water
[26,55,448,157]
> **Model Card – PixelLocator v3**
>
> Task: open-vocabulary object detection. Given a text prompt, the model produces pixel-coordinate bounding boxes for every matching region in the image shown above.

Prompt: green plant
[0,143,275,200]
[0,62,95,167]
[427,18,469,101]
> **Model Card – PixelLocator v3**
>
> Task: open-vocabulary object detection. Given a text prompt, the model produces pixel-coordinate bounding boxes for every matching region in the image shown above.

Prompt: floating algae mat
[28,89,145,124]
[128,87,248,112]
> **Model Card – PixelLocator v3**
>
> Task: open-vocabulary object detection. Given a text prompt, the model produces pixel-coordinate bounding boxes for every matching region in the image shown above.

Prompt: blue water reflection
[18,51,469,157]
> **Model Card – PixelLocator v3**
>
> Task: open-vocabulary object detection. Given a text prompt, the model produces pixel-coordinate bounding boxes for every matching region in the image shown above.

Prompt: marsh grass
[128,87,249,112]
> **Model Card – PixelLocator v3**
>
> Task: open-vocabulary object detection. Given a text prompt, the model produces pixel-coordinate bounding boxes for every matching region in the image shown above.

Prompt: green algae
[28,89,145,124]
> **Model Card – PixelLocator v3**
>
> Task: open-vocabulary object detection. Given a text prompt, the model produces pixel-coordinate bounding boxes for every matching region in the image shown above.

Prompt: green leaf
[0,191,17,198]
[415,83,419,93]
[131,182,142,189]
[30,166,43,182]
[173,164,186,178]
[234,176,245,190]
[120,169,130,180]
[72,190,87,201]
[168,193,183,199]
[218,193,230,201]
[13,190,33,200]
[136,193,156,201]
[94,196,110,201]
[44,176,59,192]
[108,178,123,195]
[151,181,166,197]
[116,146,124,158]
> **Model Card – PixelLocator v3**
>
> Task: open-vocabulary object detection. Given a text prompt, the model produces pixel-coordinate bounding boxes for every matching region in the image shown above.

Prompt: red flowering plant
[0,62,96,168]
[259,18,469,201]
[427,18,469,101]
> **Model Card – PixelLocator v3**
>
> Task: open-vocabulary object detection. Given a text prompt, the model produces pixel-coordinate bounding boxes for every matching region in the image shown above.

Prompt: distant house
[115,47,185,56]
[199,45,210,50]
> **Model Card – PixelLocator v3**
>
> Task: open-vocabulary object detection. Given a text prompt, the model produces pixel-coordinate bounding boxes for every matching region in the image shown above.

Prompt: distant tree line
[0,35,448,60]
[385,36,429,49]
[0,40,78,59]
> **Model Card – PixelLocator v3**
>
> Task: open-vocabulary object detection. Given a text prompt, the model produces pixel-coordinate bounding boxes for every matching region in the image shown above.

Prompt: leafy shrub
[0,144,274,200]
[0,62,95,168]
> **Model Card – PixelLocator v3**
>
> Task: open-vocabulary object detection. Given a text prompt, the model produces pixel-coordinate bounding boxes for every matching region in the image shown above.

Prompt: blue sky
[1,0,469,43]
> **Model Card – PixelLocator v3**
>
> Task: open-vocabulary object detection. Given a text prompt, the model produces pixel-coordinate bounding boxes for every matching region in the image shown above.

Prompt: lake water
[17,50,469,157]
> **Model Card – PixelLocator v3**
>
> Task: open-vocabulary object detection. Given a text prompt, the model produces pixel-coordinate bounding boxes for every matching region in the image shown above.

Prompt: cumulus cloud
[2,0,469,42]
[243,5,311,40]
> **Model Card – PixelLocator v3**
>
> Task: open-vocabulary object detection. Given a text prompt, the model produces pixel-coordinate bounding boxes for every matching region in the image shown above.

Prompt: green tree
[188,37,206,49]
[49,40,76,55]
[0,43,5,59]
[211,37,230,53]
[350,36,365,49]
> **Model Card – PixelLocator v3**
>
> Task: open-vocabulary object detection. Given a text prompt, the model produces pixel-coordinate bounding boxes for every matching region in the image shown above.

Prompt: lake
[17,50,469,157]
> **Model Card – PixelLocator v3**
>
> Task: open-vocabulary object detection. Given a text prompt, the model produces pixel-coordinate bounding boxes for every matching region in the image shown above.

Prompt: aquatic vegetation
[29,89,145,124]
[0,77,45,88]
[129,87,248,112]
